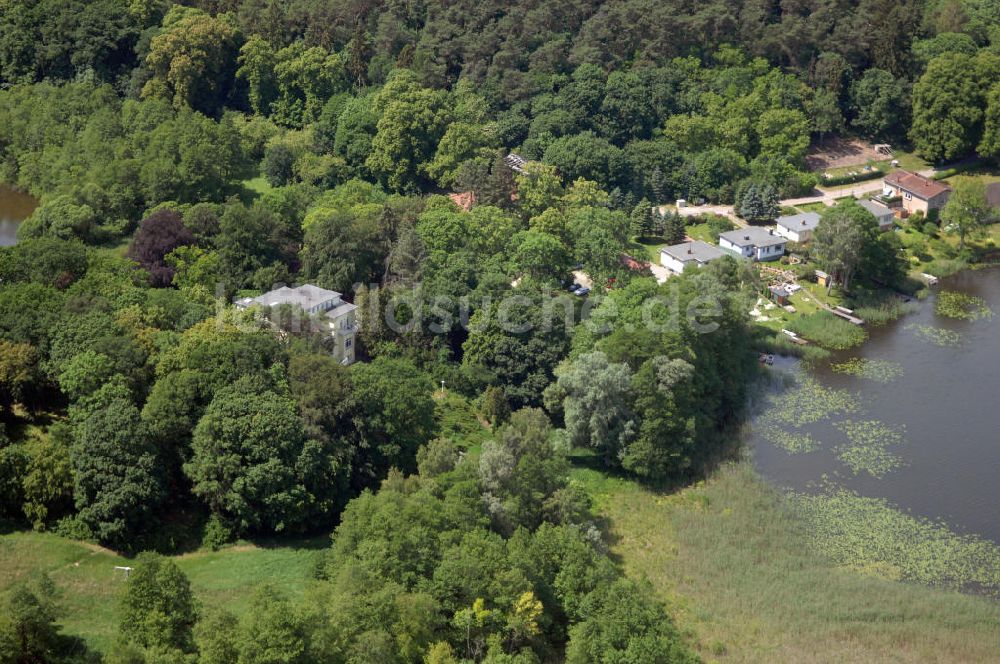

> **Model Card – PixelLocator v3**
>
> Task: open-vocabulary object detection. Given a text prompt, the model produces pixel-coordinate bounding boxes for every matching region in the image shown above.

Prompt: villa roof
[236,284,344,311]
[325,301,358,319]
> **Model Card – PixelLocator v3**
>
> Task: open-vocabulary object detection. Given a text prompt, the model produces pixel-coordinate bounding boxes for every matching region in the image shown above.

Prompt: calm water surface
[751,268,1000,543]
[0,185,38,246]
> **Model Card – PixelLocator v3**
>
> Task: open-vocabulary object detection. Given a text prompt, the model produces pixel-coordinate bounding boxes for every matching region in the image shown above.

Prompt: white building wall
[719,237,752,258]
[754,243,786,261]
[660,252,690,274]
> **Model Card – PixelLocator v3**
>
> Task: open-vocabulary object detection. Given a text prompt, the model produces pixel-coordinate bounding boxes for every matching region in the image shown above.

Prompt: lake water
[0,185,38,246]
[751,268,1000,544]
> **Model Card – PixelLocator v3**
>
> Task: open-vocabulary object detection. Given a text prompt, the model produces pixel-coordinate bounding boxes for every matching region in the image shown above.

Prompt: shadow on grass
[238,533,332,552]
[634,235,667,245]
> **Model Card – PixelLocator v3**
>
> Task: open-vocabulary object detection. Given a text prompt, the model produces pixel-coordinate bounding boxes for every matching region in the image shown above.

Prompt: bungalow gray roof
[661,240,727,264]
[719,226,786,248]
[236,284,349,314]
[857,198,892,218]
[776,212,821,232]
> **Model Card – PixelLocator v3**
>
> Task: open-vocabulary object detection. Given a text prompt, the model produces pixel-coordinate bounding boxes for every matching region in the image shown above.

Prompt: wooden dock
[831,305,865,325]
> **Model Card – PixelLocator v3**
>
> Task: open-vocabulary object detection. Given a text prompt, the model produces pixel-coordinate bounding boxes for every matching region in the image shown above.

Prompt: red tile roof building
[883,171,951,215]
[448,191,476,211]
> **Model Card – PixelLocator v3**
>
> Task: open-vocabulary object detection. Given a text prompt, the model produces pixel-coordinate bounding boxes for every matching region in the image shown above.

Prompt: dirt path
[805,137,885,171]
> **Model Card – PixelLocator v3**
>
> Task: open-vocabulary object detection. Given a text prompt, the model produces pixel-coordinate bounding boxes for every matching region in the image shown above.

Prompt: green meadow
[0,531,325,653]
[582,462,1000,664]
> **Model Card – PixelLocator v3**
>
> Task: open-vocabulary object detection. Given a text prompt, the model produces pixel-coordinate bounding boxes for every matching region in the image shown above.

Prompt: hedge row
[820,168,885,187]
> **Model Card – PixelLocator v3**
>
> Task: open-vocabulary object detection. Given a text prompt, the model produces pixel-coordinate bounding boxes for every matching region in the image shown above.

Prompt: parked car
[573,286,591,296]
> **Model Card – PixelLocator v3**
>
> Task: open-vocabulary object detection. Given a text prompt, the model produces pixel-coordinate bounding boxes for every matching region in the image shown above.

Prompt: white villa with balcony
[236,284,358,364]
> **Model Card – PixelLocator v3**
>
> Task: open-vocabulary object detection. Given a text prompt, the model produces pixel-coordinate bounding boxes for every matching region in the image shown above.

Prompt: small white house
[857,199,895,231]
[774,212,821,243]
[660,240,728,275]
[718,227,787,261]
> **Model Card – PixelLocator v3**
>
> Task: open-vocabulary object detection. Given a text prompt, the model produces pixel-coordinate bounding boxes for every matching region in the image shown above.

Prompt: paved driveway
[661,166,941,221]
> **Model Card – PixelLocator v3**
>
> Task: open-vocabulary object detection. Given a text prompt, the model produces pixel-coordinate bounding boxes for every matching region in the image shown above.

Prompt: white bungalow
[659,240,728,275]
[718,227,787,261]
[775,212,821,243]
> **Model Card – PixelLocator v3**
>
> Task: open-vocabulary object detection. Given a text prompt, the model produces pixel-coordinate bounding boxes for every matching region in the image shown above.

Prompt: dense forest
[1,0,999,662]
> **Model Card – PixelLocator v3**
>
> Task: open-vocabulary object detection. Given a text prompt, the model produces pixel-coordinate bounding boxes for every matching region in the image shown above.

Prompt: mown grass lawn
[0,530,324,653]
[585,462,1000,664]
[631,236,670,263]
[938,167,1000,188]
[793,201,828,214]
[684,222,716,244]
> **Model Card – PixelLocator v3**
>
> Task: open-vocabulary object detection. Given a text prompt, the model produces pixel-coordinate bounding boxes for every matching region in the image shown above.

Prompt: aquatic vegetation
[833,419,906,477]
[935,291,992,321]
[787,311,868,350]
[830,358,904,383]
[760,376,861,428]
[905,323,963,347]
[853,297,918,327]
[786,488,1000,593]
[756,423,820,454]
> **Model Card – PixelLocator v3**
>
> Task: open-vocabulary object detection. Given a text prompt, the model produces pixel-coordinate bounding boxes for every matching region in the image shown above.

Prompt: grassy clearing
[592,462,1000,664]
[938,167,1000,188]
[0,531,324,653]
[632,236,670,263]
[794,201,828,213]
[684,221,716,244]
[434,391,493,451]
[241,176,275,199]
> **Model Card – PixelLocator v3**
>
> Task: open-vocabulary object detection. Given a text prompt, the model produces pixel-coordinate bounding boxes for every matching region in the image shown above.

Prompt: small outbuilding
[857,198,895,231]
[768,285,790,306]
